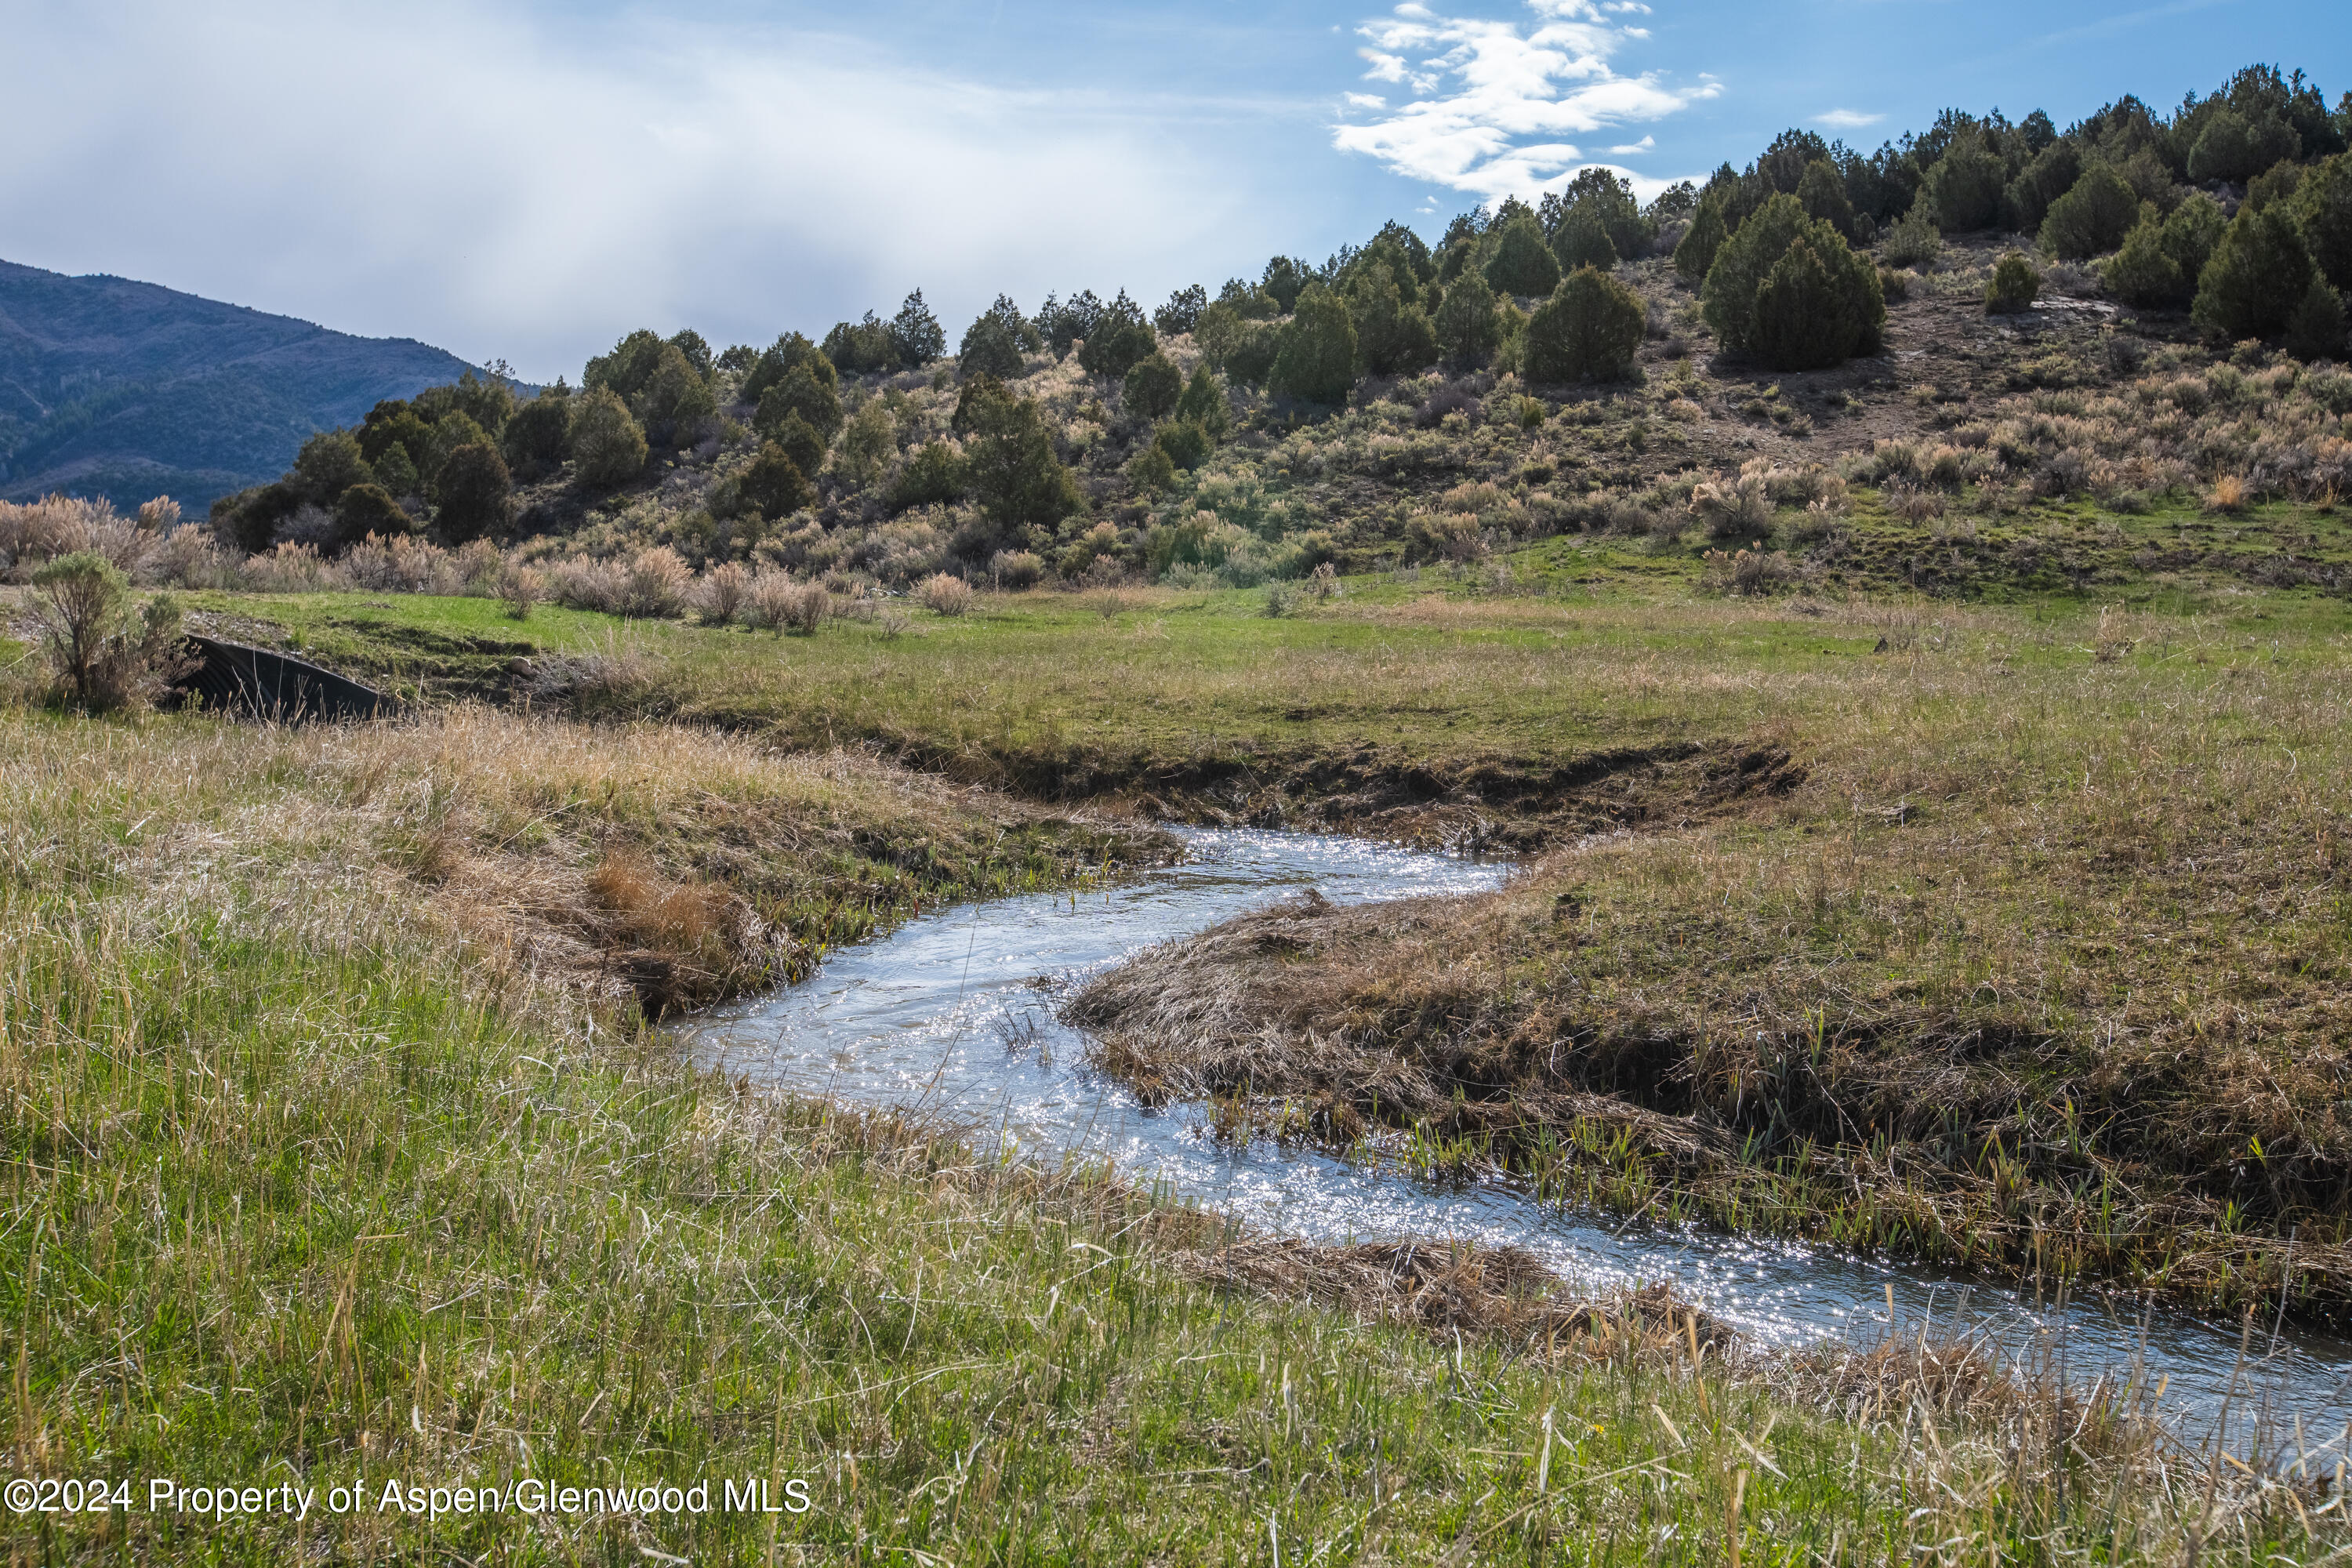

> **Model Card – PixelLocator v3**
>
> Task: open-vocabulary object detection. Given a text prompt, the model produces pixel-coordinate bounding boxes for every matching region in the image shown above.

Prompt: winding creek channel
[682,827,2352,1442]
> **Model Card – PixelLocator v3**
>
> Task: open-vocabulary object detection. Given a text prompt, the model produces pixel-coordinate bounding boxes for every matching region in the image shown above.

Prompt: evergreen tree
[1269,282,1359,405]
[2103,210,2186,306]
[2193,205,2318,341]
[2284,280,2348,361]
[1482,213,1561,298]
[1795,159,1861,242]
[1153,418,1214,472]
[739,441,814,518]
[958,381,1083,536]
[1923,133,2005,230]
[889,441,966,513]
[666,329,714,378]
[1153,284,1209,336]
[757,363,843,441]
[1433,267,1502,368]
[959,312,1024,381]
[833,399,898,490]
[432,443,511,544]
[1551,202,1618,272]
[2039,162,2140,260]
[503,392,572,476]
[1522,267,1646,383]
[1674,195,1730,284]
[292,429,372,506]
[1346,269,1439,376]
[1076,291,1157,379]
[569,387,649,489]
[1984,250,2042,314]
[330,483,414,552]
[2161,194,2229,285]
[1174,365,1231,441]
[1556,169,1653,258]
[742,333,832,405]
[584,329,670,403]
[2291,153,2352,289]
[889,290,946,365]
[1702,194,1884,368]
[1123,353,1183,420]
[633,343,717,447]
[371,441,421,499]
[767,410,827,480]
[2003,140,2083,235]
[1260,256,1312,312]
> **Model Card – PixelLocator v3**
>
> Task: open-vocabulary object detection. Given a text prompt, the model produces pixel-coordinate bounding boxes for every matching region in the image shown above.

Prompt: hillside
[0,258,484,514]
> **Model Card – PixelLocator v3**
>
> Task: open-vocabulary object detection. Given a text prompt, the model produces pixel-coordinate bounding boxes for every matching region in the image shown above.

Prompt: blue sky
[1,0,2342,381]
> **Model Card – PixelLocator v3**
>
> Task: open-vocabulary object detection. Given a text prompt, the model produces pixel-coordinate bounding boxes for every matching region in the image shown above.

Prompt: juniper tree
[1153,285,1209,336]
[2039,162,2140,260]
[1269,282,1359,405]
[1551,202,1617,272]
[568,387,649,488]
[1703,194,1884,368]
[1346,269,1439,376]
[1433,267,1502,368]
[2194,204,2318,341]
[1674,194,1730,284]
[431,442,512,543]
[890,291,946,365]
[1122,353,1183,421]
[739,441,814,518]
[1522,267,1645,383]
[1173,364,1231,441]
[1483,212,1561,298]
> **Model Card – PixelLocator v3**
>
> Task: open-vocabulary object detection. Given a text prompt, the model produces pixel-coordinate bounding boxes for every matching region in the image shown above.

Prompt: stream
[683,827,2352,1443]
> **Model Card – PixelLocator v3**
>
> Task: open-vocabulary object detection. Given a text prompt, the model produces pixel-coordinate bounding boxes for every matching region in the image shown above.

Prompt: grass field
[7,538,2352,1559]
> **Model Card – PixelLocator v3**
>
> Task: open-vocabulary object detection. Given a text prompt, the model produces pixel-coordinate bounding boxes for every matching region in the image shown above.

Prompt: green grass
[1,701,2327,1563]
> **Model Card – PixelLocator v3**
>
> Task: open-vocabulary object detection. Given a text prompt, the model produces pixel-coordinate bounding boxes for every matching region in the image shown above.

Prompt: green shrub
[1924,136,2005,230]
[2292,153,2352,289]
[1433,268,1502,368]
[568,387,650,489]
[2187,107,2289,184]
[1153,417,1213,471]
[2193,205,2318,342]
[1174,365,1231,441]
[415,369,517,437]
[1224,325,1279,388]
[503,392,571,474]
[1879,207,1944,268]
[2039,162,2140,260]
[2284,280,2348,361]
[1521,267,1645,383]
[1269,282,1358,405]
[1125,441,1177,495]
[1984,250,2042,314]
[1551,169,1653,259]
[1551,202,1617,271]
[889,442,965,513]
[424,412,492,484]
[742,441,816,517]
[1154,284,1209,336]
[1347,270,1439,376]
[1704,194,1885,368]
[1795,159,1860,241]
[1260,256,1312,312]
[666,329,713,377]
[331,483,413,552]
[431,442,512,544]
[1482,213,1561,298]
[822,314,900,375]
[358,401,434,470]
[28,552,188,711]
[1123,353,1182,420]
[2103,212,2186,306]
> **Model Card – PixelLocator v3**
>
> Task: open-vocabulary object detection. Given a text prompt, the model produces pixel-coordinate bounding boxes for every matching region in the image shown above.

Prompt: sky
[1,0,2343,382]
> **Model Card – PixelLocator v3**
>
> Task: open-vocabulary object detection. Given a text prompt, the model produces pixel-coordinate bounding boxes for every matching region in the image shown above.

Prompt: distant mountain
[0,259,486,516]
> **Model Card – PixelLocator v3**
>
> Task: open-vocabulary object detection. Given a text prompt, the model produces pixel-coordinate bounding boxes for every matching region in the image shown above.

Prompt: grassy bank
[8,702,2325,1563]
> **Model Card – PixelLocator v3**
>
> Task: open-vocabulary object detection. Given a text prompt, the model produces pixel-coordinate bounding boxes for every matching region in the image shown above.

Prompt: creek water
[683,827,2352,1442]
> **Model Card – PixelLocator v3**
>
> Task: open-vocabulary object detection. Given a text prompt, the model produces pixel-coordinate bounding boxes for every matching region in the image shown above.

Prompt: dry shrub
[137,525,235,589]
[525,632,654,703]
[916,572,973,616]
[496,561,544,621]
[1086,589,1138,620]
[2206,474,2250,513]
[691,561,750,624]
[548,556,628,615]
[1884,481,1948,523]
[1700,546,1799,596]
[27,552,195,712]
[453,539,503,595]
[1174,1238,1732,1359]
[343,534,463,596]
[741,575,831,634]
[240,542,346,593]
[1305,561,1341,601]
[623,546,690,618]
[1405,510,1486,562]
[1690,470,1772,540]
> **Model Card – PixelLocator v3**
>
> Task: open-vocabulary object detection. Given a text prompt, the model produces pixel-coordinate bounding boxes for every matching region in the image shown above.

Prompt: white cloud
[1332,2,1719,202]
[1345,92,1390,109]
[1814,108,1886,129]
[0,1,1290,381]
[1609,135,1657,154]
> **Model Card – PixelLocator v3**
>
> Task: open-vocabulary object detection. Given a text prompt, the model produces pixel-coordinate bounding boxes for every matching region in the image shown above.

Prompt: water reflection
[683,828,2352,1436]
